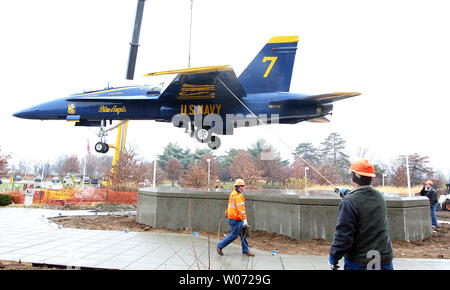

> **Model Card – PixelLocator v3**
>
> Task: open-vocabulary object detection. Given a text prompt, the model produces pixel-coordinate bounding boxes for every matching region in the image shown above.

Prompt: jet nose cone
[13,109,25,118]
[13,108,39,119]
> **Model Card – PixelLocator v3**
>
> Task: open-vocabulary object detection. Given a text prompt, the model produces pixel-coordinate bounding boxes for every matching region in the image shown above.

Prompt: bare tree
[62,155,80,176]
[257,148,284,186]
[181,155,219,188]
[107,149,146,192]
[165,158,183,186]
[144,160,167,185]
[52,155,68,178]
[181,163,208,188]
[311,163,344,185]
[229,150,262,187]
[392,153,434,186]
[0,147,10,178]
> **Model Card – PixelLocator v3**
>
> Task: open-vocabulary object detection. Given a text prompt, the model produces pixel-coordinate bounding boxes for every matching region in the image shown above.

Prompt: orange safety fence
[1,188,138,206]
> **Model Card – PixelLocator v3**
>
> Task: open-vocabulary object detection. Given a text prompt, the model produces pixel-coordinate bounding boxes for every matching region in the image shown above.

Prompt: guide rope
[217,77,339,195]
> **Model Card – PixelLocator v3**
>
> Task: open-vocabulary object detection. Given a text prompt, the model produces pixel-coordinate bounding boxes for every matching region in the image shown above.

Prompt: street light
[305,167,309,196]
[399,155,412,197]
[152,156,157,190]
[207,159,211,190]
[405,156,412,197]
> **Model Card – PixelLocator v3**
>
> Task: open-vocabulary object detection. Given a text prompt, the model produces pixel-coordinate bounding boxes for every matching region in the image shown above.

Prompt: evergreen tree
[318,132,351,181]
[248,139,270,160]
[319,133,350,168]
[216,148,240,181]
[293,142,320,166]
[157,143,191,169]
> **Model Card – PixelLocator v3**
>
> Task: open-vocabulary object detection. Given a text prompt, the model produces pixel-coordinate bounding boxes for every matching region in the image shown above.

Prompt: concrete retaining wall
[137,188,432,241]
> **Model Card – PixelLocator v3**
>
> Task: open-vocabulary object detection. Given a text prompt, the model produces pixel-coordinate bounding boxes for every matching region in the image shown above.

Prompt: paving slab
[0,207,449,270]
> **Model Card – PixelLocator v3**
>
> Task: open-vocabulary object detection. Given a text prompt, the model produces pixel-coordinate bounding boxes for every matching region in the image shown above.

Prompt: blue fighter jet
[13,36,360,151]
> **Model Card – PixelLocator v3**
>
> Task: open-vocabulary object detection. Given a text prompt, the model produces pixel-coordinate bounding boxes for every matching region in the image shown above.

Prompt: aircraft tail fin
[238,36,298,94]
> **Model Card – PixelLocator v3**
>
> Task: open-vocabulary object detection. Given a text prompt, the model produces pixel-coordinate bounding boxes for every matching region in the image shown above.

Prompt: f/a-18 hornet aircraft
[13,36,360,151]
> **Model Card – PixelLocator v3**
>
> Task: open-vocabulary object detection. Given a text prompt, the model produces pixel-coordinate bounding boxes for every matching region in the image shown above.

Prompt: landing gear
[95,119,110,154]
[95,142,109,153]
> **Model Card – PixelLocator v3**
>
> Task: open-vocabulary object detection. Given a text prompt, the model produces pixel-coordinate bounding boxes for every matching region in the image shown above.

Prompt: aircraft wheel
[95,142,105,153]
[195,127,211,143]
[102,143,109,153]
[208,136,221,150]
[95,142,109,154]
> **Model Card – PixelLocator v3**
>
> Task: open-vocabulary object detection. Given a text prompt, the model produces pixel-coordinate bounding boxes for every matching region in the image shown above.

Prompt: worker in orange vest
[216,179,254,256]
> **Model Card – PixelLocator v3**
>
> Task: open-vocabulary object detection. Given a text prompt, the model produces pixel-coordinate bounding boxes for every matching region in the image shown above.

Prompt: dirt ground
[1,205,449,270]
[47,213,450,259]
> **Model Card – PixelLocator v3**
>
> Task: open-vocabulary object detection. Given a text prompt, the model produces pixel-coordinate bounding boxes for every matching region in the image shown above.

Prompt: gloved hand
[328,255,339,270]
[334,187,349,198]
[242,219,249,227]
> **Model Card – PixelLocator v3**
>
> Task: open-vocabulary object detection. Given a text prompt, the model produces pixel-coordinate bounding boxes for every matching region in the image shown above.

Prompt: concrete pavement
[0,207,448,270]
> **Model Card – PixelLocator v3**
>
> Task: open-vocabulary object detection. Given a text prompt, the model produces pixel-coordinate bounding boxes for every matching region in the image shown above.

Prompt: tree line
[0,132,447,192]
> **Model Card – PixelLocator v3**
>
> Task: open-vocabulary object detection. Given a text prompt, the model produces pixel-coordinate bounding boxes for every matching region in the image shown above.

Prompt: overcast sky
[1,0,449,179]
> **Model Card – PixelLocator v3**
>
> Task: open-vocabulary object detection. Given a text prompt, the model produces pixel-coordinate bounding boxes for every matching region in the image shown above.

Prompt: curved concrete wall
[137,189,432,242]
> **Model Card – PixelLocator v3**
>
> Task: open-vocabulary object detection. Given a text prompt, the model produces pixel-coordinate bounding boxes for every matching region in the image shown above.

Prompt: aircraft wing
[271,92,361,105]
[144,65,247,102]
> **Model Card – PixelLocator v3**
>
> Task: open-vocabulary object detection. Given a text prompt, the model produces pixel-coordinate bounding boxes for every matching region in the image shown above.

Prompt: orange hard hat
[350,158,376,178]
[425,180,433,185]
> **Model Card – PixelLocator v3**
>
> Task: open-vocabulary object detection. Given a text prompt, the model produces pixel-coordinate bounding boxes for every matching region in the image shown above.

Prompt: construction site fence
[2,188,138,206]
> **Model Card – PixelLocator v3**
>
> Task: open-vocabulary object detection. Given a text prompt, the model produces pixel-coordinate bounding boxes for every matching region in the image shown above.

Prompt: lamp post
[152,156,156,190]
[405,156,412,197]
[305,167,309,196]
[207,159,211,190]
[41,163,45,189]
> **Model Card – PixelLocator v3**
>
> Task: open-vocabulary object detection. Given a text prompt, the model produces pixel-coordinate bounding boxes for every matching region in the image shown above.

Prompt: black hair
[352,172,372,186]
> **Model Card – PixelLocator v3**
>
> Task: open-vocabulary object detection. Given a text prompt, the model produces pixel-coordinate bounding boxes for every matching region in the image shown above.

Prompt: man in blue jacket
[420,180,439,230]
[329,159,394,270]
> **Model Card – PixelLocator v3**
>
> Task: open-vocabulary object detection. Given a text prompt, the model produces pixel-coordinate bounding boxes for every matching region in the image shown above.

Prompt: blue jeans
[217,219,249,254]
[344,258,394,270]
[431,203,438,227]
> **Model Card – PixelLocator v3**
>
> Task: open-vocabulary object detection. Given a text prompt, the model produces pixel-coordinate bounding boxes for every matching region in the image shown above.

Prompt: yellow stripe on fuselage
[70,86,146,97]
[268,36,299,44]
[144,65,232,76]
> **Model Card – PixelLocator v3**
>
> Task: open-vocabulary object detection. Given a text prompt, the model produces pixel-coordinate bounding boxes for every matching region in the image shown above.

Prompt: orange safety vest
[227,189,247,220]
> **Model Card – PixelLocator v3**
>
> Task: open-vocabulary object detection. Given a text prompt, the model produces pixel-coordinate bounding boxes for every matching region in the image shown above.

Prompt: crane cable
[217,77,340,197]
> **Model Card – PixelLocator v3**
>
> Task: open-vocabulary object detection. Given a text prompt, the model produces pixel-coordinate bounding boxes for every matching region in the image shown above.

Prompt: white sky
[1,0,449,179]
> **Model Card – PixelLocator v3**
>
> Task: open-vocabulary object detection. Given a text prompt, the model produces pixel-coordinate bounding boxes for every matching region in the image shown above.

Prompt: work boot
[216,246,224,256]
[243,252,255,257]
